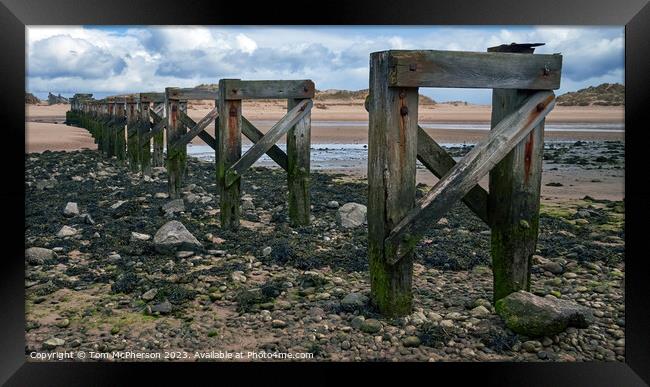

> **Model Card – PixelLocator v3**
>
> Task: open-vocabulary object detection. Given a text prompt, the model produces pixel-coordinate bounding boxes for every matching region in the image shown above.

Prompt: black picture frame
[2,0,648,385]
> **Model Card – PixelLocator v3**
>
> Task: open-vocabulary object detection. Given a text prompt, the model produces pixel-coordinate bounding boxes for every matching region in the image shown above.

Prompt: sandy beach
[25,103,625,201]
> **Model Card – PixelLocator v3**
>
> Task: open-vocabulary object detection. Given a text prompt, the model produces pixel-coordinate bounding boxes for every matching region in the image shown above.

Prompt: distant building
[47,92,69,105]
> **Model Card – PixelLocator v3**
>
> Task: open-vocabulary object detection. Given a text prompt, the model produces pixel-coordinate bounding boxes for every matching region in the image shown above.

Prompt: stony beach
[25,140,625,362]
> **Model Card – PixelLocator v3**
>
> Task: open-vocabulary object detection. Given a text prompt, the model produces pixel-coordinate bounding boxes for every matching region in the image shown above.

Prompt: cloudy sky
[26,26,624,104]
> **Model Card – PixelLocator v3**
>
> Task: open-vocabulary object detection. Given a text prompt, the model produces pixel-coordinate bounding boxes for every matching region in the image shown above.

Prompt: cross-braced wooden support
[165,87,219,198]
[367,46,562,316]
[216,79,314,230]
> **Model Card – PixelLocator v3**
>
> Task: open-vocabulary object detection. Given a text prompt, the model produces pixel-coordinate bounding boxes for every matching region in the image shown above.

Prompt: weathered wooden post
[126,96,139,172]
[217,79,243,229]
[367,51,419,316]
[488,44,547,303]
[114,99,126,162]
[105,98,115,157]
[287,97,312,226]
[138,96,152,176]
[152,102,165,167]
[165,88,186,198]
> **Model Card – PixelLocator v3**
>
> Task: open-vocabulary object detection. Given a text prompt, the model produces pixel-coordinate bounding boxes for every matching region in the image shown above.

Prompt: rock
[350,316,365,329]
[522,340,541,353]
[161,199,185,215]
[403,336,421,347]
[42,337,65,349]
[56,225,78,238]
[542,261,564,275]
[35,179,56,190]
[231,271,247,283]
[176,251,194,259]
[81,213,95,225]
[55,318,70,328]
[272,319,287,328]
[151,300,172,314]
[130,232,151,241]
[326,201,339,209]
[440,320,454,329]
[341,292,368,312]
[360,319,382,334]
[63,202,79,217]
[111,200,134,218]
[262,246,272,257]
[142,289,158,301]
[470,305,490,318]
[25,247,56,265]
[154,192,169,199]
[495,290,594,336]
[153,221,202,253]
[242,200,255,210]
[336,203,367,228]
[341,340,351,350]
[185,193,200,204]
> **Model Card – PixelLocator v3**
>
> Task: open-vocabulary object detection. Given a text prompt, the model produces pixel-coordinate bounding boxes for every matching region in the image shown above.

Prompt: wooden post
[152,102,165,167]
[139,99,152,176]
[126,97,139,172]
[179,100,188,180]
[286,98,312,226]
[217,80,242,230]
[114,101,126,162]
[367,51,419,316]
[105,101,115,157]
[165,89,185,198]
[488,44,546,304]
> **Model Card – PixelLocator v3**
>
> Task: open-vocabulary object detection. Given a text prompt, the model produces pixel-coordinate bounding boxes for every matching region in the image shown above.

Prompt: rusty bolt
[231,89,238,94]
[536,103,545,112]
[400,106,408,116]
[303,85,309,92]
[399,90,406,99]
[409,63,417,71]
[229,106,237,117]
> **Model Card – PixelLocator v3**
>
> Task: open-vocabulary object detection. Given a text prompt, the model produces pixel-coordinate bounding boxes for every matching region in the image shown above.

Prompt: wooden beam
[416,126,489,224]
[384,90,556,265]
[113,102,126,162]
[385,50,562,89]
[286,97,312,226]
[174,107,218,148]
[166,96,186,198]
[222,79,315,100]
[367,51,419,317]
[125,98,139,172]
[151,103,165,167]
[488,44,550,304]
[138,101,152,175]
[139,92,165,103]
[241,116,288,171]
[196,128,217,150]
[166,87,219,100]
[224,99,312,187]
[217,80,243,230]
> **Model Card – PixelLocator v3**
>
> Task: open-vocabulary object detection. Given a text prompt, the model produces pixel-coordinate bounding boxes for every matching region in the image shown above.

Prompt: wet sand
[25,103,625,201]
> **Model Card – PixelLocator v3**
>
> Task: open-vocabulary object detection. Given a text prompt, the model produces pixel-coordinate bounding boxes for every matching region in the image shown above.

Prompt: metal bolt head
[400,106,409,116]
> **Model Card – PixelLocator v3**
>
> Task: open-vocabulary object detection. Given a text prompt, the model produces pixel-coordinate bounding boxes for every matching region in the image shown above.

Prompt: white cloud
[26,26,624,103]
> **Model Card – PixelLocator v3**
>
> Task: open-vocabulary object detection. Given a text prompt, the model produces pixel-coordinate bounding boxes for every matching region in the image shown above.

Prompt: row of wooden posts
[67,44,563,317]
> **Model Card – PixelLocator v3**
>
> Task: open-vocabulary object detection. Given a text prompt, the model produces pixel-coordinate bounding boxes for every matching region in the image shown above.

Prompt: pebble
[262,246,272,257]
[63,202,79,217]
[43,337,65,349]
[272,320,287,328]
[403,336,421,347]
[360,319,382,334]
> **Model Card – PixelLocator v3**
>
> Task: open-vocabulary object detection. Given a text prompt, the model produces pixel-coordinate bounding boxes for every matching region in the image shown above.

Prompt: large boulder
[495,290,594,337]
[153,220,202,253]
[336,203,367,228]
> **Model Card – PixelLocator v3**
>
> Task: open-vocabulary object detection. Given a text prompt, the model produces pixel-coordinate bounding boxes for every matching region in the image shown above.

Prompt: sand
[25,103,624,151]
[24,103,625,201]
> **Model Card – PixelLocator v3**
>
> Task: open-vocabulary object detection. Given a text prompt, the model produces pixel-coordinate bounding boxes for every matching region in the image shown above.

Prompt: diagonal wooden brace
[224,99,312,187]
[174,108,219,149]
[417,125,489,223]
[241,116,289,172]
[384,90,556,265]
